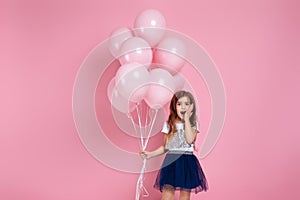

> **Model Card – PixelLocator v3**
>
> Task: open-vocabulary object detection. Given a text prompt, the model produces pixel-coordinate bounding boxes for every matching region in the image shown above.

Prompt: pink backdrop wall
[1,0,299,199]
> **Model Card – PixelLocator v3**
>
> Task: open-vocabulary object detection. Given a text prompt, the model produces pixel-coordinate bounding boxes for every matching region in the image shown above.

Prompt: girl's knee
[161,188,175,200]
[179,190,191,200]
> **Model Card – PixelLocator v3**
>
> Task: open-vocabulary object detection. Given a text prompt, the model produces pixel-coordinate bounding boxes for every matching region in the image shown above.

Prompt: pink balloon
[144,69,175,109]
[173,74,186,92]
[118,37,153,67]
[108,27,133,58]
[107,77,136,114]
[154,37,187,74]
[115,63,150,103]
[134,9,166,47]
[115,62,141,83]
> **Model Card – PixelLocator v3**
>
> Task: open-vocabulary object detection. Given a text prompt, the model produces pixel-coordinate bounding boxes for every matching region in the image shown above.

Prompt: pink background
[1,0,299,199]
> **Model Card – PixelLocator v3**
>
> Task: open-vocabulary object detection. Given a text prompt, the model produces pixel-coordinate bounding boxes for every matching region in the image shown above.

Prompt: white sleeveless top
[162,122,199,152]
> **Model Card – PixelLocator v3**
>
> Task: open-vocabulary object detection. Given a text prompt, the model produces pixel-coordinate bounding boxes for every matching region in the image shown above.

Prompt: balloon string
[135,103,144,148]
[136,106,158,199]
[136,158,149,200]
[128,104,143,149]
[143,108,158,149]
[145,105,149,139]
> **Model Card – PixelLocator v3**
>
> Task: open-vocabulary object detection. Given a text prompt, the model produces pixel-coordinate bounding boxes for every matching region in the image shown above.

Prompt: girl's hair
[166,90,197,136]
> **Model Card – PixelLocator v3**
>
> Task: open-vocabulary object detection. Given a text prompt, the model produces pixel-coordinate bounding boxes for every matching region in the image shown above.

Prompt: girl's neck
[174,118,183,123]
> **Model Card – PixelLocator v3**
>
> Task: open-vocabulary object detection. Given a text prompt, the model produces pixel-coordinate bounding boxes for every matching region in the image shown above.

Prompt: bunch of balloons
[106,9,187,200]
[107,9,186,113]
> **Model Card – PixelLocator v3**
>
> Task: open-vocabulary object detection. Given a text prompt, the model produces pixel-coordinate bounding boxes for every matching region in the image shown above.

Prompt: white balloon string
[143,108,158,149]
[135,103,144,148]
[136,158,148,200]
[136,106,158,199]
[142,184,149,198]
[129,104,142,149]
[145,104,149,140]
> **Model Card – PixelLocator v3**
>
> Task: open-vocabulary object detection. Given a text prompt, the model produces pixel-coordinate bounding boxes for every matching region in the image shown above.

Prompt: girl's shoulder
[161,121,184,134]
[161,122,169,134]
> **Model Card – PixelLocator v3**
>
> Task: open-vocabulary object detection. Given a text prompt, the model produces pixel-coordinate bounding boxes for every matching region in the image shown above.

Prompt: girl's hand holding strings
[140,151,149,160]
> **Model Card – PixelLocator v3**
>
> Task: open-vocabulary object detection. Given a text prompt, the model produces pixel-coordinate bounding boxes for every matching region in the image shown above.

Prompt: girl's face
[176,96,193,120]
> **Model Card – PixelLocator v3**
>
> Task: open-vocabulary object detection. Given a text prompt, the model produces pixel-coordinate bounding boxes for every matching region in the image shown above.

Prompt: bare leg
[161,185,175,200]
[179,189,191,200]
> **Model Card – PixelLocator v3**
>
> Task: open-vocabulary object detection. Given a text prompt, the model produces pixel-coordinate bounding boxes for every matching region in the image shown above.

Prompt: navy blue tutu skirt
[154,152,208,193]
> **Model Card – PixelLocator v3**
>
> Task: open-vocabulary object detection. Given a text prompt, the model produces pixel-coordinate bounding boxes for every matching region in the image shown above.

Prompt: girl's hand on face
[185,103,194,120]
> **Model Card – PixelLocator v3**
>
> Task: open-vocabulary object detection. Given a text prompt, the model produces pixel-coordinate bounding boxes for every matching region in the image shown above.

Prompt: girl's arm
[140,135,167,159]
[140,145,166,159]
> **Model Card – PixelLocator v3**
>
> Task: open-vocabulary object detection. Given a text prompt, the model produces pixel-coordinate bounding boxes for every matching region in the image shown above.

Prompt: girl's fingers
[140,151,148,159]
[186,104,194,117]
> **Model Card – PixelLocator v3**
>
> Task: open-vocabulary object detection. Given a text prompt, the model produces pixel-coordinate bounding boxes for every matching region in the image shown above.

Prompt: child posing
[141,90,208,200]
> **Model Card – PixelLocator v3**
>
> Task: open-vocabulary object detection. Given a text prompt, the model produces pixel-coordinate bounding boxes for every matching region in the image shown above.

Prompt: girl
[141,90,208,200]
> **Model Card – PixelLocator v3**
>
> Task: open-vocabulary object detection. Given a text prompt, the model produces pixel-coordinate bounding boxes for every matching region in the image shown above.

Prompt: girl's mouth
[180,111,186,121]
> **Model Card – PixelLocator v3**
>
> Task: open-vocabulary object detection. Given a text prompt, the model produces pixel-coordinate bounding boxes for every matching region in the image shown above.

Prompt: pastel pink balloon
[115,63,150,103]
[144,68,175,109]
[118,37,152,67]
[115,62,142,83]
[173,74,185,92]
[108,27,133,58]
[107,77,136,113]
[134,9,166,47]
[154,37,187,74]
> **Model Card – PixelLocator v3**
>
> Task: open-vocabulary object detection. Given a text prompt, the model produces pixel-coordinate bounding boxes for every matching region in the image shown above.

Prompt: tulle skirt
[154,152,208,193]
